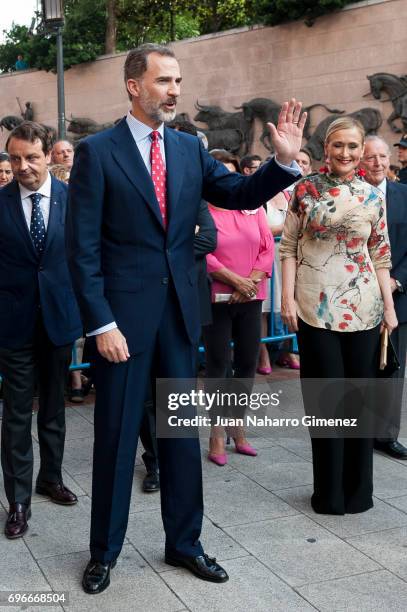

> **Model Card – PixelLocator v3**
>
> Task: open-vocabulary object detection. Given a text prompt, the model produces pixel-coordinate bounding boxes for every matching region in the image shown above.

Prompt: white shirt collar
[19,171,52,200]
[377,178,387,197]
[126,111,165,143]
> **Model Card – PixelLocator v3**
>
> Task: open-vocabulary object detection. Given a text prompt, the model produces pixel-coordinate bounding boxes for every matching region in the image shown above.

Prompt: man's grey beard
[155,107,177,123]
[139,90,177,123]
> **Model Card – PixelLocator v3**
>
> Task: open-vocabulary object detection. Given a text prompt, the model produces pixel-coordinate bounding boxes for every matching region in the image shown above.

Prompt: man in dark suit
[361,135,407,459]
[394,135,407,185]
[67,43,306,594]
[0,121,82,539]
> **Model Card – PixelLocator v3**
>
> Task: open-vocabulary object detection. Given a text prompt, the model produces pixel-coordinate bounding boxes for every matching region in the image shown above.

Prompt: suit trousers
[90,285,204,563]
[376,322,407,441]
[0,313,73,506]
[297,318,380,515]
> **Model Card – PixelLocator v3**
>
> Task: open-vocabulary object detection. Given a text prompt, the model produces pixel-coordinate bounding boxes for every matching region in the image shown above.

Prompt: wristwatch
[395,279,404,293]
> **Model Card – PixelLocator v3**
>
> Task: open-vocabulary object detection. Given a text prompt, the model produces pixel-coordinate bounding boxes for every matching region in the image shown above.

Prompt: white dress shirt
[19,171,52,230]
[88,112,300,337]
[377,177,387,197]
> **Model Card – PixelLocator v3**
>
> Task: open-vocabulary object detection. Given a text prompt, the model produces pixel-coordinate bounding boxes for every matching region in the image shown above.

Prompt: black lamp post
[42,0,65,139]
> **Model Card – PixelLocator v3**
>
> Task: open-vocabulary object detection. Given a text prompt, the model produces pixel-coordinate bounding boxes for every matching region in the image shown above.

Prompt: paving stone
[225,514,380,586]
[162,555,315,612]
[225,445,313,491]
[64,410,95,441]
[202,472,298,527]
[23,496,91,560]
[72,404,94,424]
[37,545,184,612]
[347,525,407,580]
[0,537,51,591]
[60,437,94,476]
[226,445,308,474]
[270,437,313,461]
[373,454,407,499]
[385,494,407,513]
[200,452,237,480]
[126,510,248,571]
[275,485,407,537]
[298,569,407,611]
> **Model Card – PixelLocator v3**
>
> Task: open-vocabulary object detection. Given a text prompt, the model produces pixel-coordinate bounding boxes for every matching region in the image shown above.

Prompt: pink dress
[206,206,274,302]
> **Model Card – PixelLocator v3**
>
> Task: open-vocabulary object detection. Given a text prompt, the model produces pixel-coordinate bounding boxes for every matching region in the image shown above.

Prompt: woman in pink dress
[203,150,274,465]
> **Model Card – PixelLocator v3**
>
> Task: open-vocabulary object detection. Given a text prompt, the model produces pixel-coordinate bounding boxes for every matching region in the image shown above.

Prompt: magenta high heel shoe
[234,441,258,457]
[208,452,228,466]
[256,366,272,375]
[276,355,300,370]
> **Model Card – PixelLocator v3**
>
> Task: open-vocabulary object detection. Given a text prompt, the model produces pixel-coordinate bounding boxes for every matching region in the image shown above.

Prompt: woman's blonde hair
[325,117,365,145]
[49,164,70,183]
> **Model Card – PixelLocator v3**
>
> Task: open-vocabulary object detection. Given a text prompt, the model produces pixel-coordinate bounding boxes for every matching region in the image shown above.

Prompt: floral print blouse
[280,172,391,332]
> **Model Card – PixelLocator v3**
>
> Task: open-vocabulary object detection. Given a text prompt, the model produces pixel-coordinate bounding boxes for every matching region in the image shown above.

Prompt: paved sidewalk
[2,375,407,611]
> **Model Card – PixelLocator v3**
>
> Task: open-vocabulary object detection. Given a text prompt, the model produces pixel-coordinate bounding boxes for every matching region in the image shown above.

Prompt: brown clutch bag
[379,329,400,377]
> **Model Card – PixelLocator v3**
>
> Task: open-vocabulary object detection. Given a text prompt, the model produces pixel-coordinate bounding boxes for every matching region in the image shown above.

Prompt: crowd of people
[0,42,406,595]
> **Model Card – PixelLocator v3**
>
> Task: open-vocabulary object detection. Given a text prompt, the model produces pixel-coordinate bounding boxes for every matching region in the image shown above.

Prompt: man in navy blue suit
[67,43,306,594]
[361,136,407,459]
[0,122,82,540]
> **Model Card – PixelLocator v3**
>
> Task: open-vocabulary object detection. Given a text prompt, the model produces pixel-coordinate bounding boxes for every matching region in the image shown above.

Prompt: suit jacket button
[39,265,44,271]
[162,277,169,285]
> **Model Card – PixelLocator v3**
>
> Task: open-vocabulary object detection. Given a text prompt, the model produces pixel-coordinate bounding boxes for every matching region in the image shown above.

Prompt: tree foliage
[0,0,358,73]
[255,0,356,27]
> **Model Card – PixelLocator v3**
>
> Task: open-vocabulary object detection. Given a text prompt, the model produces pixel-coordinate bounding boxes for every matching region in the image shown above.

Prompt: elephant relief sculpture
[367,72,407,133]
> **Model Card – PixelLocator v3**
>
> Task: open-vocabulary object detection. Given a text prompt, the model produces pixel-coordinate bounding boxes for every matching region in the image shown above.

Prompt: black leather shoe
[36,481,78,505]
[142,471,160,493]
[82,558,117,594]
[165,553,229,583]
[374,439,407,459]
[69,388,84,403]
[5,503,31,539]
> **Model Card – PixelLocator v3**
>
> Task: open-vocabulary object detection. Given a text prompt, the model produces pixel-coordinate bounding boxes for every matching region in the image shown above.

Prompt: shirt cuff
[274,157,301,176]
[87,322,118,337]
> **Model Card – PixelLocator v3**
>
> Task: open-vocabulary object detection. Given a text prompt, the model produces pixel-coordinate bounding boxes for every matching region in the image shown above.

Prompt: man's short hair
[240,154,262,171]
[364,135,391,156]
[6,121,52,155]
[124,43,175,101]
[53,139,74,149]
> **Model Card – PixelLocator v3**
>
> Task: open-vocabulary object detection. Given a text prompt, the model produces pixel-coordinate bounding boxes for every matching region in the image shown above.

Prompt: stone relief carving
[235,99,344,151]
[0,115,23,131]
[194,102,253,155]
[7,74,407,159]
[305,107,382,161]
[367,73,407,133]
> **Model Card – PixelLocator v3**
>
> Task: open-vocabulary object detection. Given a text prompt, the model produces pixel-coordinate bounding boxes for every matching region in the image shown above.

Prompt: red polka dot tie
[150,130,167,228]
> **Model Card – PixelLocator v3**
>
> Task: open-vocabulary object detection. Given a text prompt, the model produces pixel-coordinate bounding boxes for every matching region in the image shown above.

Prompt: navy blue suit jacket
[66,119,299,354]
[387,180,407,324]
[0,177,82,348]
